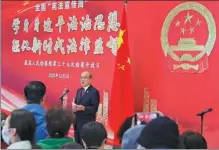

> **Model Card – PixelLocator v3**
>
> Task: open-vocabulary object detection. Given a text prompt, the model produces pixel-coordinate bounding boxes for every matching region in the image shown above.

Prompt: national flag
[108,4,134,145]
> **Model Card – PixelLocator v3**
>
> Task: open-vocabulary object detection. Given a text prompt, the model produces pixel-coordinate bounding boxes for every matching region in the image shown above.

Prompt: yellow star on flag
[119,65,125,71]
[117,64,125,71]
[118,30,125,49]
[127,57,131,64]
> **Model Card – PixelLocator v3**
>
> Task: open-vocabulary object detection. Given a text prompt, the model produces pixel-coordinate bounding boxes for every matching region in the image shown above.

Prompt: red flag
[109,4,134,144]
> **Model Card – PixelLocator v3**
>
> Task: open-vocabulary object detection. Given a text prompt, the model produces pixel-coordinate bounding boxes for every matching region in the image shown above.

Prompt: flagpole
[124,0,128,11]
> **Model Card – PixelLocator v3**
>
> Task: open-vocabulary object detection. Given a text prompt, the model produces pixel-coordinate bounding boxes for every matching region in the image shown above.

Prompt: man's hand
[77,105,85,111]
[72,102,79,112]
[72,103,85,112]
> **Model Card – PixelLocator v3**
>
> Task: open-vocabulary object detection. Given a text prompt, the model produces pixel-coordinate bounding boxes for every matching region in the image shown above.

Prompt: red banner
[2,0,124,143]
[1,1,219,148]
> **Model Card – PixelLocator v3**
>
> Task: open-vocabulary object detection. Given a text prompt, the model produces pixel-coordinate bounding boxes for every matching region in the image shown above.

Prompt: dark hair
[9,109,36,144]
[137,116,179,149]
[59,142,83,149]
[81,122,107,148]
[24,81,46,104]
[117,116,133,143]
[1,112,8,141]
[179,130,207,149]
[46,106,73,138]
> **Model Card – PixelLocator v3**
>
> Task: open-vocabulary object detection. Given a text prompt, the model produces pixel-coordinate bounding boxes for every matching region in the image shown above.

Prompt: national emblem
[161,2,216,73]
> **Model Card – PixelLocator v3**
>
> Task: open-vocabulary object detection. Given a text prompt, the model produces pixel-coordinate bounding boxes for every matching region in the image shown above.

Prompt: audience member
[22,81,48,142]
[122,124,146,149]
[1,112,8,149]
[137,116,179,149]
[1,109,36,149]
[37,106,75,149]
[59,143,84,149]
[179,130,207,149]
[113,116,146,149]
[1,81,210,150]
[81,122,107,149]
[117,116,134,144]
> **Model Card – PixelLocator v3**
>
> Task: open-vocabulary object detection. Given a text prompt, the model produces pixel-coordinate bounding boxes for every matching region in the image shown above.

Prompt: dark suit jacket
[74,85,100,130]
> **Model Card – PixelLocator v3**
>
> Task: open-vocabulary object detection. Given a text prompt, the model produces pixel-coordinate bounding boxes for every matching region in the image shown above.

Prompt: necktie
[81,89,85,96]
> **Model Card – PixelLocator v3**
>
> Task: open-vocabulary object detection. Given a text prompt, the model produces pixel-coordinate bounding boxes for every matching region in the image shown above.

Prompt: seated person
[122,124,146,149]
[1,109,36,149]
[137,116,179,149]
[37,106,75,149]
[115,116,134,148]
[81,121,107,149]
[179,130,207,149]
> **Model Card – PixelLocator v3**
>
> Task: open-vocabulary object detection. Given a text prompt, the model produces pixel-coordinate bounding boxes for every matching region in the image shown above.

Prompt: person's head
[24,81,46,104]
[137,116,179,149]
[117,116,133,143]
[46,106,73,138]
[80,71,92,87]
[59,142,84,149]
[1,109,36,145]
[179,130,207,149]
[81,122,107,149]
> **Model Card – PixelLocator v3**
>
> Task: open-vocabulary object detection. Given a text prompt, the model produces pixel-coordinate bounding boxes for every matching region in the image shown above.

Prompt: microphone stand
[60,97,64,106]
[200,114,204,135]
[197,108,212,136]
[59,89,69,107]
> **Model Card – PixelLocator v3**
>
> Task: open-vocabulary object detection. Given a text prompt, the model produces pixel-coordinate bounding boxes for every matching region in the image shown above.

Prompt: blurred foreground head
[24,81,46,104]
[46,106,74,138]
[179,130,207,149]
[2,109,36,146]
[117,116,134,143]
[81,122,107,149]
[137,116,179,149]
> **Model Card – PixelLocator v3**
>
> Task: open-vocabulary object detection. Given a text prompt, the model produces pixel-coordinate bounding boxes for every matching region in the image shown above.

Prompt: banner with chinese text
[1,0,124,142]
[1,1,219,148]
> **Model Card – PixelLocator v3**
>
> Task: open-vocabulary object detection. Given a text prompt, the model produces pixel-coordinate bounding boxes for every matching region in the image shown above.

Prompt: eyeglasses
[80,76,90,80]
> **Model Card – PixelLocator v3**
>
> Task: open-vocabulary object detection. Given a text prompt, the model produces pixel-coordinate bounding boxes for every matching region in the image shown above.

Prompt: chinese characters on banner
[35,0,88,11]
[24,59,100,79]
[24,59,100,69]
[12,2,121,58]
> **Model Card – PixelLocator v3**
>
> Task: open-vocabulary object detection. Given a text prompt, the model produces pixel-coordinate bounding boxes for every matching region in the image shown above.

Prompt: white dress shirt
[83,85,90,92]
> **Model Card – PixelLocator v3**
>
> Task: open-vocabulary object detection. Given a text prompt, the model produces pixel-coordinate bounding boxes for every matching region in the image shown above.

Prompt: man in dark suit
[73,71,100,144]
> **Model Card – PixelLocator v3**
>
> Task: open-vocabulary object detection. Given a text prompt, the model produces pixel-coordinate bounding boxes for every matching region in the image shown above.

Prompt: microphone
[196,108,212,116]
[59,89,70,100]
